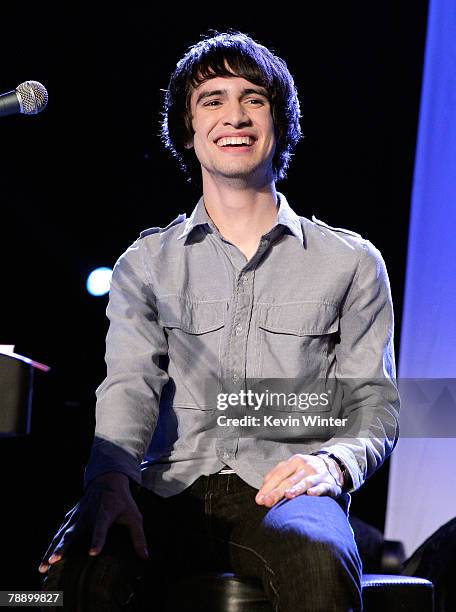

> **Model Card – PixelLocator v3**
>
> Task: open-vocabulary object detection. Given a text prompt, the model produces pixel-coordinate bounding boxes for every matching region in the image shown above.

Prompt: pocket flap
[258,302,339,335]
[157,295,226,334]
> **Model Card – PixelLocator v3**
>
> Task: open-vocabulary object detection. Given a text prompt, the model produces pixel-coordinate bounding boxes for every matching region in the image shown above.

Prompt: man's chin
[214,163,260,180]
[203,161,273,185]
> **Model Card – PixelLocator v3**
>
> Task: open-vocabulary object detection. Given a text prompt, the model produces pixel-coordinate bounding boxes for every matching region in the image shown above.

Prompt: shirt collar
[275,192,304,245]
[176,195,214,241]
[176,191,304,246]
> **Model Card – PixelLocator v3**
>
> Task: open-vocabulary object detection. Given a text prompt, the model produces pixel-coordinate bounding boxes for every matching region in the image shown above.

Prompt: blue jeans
[42,471,363,611]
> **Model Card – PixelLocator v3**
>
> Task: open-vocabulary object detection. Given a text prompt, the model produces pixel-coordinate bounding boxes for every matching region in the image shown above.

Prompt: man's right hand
[38,471,149,574]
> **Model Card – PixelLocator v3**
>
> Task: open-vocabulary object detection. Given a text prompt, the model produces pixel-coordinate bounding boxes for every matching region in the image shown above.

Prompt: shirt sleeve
[317,239,400,492]
[83,237,169,488]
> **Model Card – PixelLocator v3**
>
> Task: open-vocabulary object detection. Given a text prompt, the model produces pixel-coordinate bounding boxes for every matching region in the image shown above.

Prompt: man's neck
[202,177,279,247]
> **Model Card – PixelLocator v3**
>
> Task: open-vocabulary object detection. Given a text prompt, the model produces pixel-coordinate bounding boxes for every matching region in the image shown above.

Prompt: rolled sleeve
[83,238,169,488]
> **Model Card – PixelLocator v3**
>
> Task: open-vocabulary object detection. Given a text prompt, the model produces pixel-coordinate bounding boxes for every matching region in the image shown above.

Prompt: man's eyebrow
[242,87,269,98]
[195,87,269,105]
[195,89,226,105]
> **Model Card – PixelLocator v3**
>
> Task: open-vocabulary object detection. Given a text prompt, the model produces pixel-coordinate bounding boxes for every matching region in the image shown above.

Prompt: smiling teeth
[216,136,253,146]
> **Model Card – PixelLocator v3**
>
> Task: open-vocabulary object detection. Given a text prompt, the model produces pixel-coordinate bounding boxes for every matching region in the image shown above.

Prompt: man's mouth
[215,136,255,148]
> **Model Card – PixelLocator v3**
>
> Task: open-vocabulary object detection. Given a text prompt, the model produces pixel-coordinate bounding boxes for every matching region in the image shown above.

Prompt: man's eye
[204,100,221,107]
[247,99,264,105]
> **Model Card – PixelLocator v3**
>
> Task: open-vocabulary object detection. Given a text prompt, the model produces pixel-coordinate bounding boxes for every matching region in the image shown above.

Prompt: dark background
[1,3,428,590]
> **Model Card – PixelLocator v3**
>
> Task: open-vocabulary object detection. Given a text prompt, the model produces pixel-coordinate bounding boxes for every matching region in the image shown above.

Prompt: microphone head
[15,81,48,115]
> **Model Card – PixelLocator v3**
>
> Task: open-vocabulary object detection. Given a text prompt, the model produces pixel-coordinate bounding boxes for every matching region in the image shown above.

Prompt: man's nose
[222,101,251,127]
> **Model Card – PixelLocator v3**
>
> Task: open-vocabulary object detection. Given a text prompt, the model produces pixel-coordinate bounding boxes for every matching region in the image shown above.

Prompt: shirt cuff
[83,436,142,489]
[313,444,361,493]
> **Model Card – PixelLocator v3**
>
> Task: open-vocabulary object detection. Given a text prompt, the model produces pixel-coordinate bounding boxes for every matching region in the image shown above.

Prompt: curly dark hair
[160,30,302,184]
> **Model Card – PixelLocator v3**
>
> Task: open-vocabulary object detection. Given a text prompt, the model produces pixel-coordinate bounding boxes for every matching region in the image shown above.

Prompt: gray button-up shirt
[84,192,399,497]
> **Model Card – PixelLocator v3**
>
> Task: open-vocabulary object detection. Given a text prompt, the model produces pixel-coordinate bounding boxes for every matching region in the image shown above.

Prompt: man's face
[186,73,276,184]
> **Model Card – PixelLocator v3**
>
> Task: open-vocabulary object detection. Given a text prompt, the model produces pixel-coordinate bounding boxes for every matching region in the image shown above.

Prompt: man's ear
[184,136,194,150]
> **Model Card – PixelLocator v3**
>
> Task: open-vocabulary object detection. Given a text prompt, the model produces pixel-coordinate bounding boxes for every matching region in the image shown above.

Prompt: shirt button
[235,324,243,335]
[232,373,239,383]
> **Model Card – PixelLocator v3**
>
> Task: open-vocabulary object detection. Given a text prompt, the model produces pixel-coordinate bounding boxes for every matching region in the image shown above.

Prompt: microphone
[0,81,48,117]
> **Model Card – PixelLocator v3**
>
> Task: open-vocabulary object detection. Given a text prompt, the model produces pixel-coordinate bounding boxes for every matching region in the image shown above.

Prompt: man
[40,31,399,611]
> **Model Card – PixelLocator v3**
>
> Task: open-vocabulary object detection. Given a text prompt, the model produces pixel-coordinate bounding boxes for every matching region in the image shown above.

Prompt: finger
[285,468,308,487]
[259,472,308,507]
[89,510,112,555]
[45,523,81,566]
[262,461,287,482]
[126,514,149,560]
[40,509,79,561]
[284,474,321,498]
[39,541,62,573]
[256,462,297,502]
[307,482,333,496]
[256,466,309,505]
[38,546,66,572]
[63,504,80,520]
[260,468,310,506]
[38,528,76,574]
[261,489,285,507]
[38,509,82,573]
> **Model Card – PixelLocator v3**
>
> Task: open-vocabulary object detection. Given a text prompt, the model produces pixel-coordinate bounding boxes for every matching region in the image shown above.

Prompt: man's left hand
[255,454,342,507]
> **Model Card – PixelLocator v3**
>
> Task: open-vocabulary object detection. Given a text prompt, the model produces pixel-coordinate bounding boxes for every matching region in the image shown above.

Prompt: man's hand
[255,454,343,507]
[38,471,148,574]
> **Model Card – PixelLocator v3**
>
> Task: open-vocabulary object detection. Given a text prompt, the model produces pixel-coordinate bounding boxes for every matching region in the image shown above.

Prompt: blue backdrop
[385,0,456,556]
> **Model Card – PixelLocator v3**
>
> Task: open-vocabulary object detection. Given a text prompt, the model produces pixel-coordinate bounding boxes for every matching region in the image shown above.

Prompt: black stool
[166,571,434,612]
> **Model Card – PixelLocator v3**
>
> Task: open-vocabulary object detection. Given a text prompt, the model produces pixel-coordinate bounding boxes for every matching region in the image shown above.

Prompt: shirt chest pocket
[157,295,227,408]
[257,302,340,383]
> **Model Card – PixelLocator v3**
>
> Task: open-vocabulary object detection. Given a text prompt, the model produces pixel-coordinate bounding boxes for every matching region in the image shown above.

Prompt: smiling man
[185,73,279,262]
[40,31,399,612]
